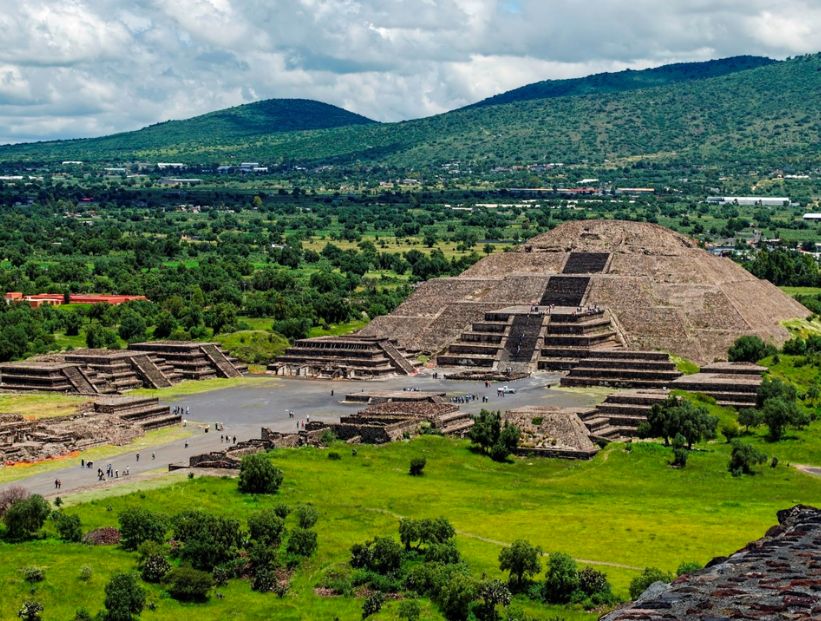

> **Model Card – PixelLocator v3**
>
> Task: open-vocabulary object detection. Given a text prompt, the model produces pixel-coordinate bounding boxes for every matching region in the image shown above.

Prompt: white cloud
[0,0,817,143]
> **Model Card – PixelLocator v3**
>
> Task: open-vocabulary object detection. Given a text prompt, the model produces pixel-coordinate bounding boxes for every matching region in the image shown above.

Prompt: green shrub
[362,591,385,618]
[22,566,45,583]
[73,608,92,621]
[247,508,286,547]
[728,335,775,362]
[238,453,283,494]
[542,552,579,604]
[286,527,318,558]
[728,440,767,476]
[328,451,341,460]
[720,421,740,442]
[499,539,542,591]
[78,566,92,582]
[17,601,43,621]
[4,495,50,541]
[409,457,427,476]
[54,511,83,542]
[171,510,243,571]
[295,504,318,529]
[166,566,214,602]
[676,561,702,576]
[398,599,422,621]
[103,572,145,621]
[118,508,166,551]
[629,567,673,599]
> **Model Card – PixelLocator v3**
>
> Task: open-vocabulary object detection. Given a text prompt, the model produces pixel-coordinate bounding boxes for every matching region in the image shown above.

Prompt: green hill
[466,55,776,108]
[1,54,818,170]
[0,98,374,160]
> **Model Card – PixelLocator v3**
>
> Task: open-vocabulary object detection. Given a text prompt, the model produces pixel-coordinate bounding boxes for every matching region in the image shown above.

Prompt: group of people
[451,393,479,404]
[576,305,601,315]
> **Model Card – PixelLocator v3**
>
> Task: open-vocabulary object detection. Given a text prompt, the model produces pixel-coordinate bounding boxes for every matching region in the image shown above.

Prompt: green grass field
[0,392,89,420]
[2,419,821,620]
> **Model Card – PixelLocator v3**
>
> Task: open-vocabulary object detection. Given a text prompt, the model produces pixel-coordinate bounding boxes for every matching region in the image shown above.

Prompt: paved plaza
[0,369,599,498]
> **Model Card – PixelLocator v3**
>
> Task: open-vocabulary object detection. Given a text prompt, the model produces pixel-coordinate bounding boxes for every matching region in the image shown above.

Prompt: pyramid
[360,220,809,365]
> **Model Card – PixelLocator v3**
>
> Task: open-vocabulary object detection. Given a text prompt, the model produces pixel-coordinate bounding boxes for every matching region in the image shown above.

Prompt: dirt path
[364,507,643,571]
[794,464,821,477]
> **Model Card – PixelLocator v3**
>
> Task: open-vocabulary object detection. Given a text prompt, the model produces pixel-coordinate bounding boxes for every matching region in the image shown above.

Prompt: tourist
[233,436,237,444]
[136,453,139,462]
[115,470,119,478]
[151,452,155,460]
[54,479,59,489]
[81,458,85,467]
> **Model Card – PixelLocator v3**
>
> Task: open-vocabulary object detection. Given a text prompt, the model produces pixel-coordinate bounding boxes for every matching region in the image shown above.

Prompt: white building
[706,196,790,207]
[803,213,821,221]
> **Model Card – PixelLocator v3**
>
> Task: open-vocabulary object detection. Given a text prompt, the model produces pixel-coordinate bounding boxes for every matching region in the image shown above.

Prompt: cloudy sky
[0,0,818,144]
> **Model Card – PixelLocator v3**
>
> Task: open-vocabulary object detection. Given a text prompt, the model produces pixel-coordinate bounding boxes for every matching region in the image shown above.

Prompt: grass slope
[467,55,775,108]
[2,427,821,619]
[0,55,817,169]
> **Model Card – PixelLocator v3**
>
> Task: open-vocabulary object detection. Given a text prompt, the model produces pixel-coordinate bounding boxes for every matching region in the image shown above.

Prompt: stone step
[562,376,675,389]
[568,367,682,381]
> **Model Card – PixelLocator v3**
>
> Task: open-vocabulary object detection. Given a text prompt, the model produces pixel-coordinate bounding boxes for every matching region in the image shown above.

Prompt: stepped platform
[270,335,417,379]
[129,341,247,380]
[92,396,180,430]
[671,364,764,407]
[579,389,670,441]
[332,400,471,443]
[504,405,599,459]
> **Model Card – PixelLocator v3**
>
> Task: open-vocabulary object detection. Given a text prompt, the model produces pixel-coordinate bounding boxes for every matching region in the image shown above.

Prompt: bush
[728,335,775,362]
[286,527,318,557]
[361,592,385,619]
[118,508,166,551]
[629,567,672,599]
[17,601,43,621]
[350,536,403,575]
[73,608,92,621]
[171,510,243,571]
[728,440,767,476]
[738,408,762,431]
[22,566,45,583]
[166,566,214,602]
[247,508,286,547]
[676,561,702,576]
[54,511,83,542]
[238,453,283,494]
[398,599,422,621]
[103,572,145,621]
[328,451,342,460]
[4,495,50,541]
[437,571,478,621]
[137,543,171,583]
[318,567,354,596]
[577,566,610,598]
[409,456,427,476]
[78,566,92,582]
[542,552,578,604]
[295,504,319,529]
[252,566,277,592]
[720,421,740,443]
[273,504,291,519]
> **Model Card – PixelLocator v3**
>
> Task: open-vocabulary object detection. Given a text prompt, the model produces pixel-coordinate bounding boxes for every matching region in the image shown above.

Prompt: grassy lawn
[308,319,368,338]
[0,426,192,485]
[210,330,289,364]
[782,317,821,338]
[0,392,89,420]
[3,425,821,620]
[780,286,821,297]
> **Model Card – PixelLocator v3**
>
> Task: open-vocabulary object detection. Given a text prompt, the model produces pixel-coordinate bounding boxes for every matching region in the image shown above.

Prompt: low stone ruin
[0,341,247,395]
[671,361,765,408]
[601,504,821,620]
[0,396,178,464]
[343,389,447,404]
[332,399,474,443]
[504,406,600,459]
[269,335,418,379]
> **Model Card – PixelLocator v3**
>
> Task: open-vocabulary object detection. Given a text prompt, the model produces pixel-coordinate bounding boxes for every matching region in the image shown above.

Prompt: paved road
[1,369,598,498]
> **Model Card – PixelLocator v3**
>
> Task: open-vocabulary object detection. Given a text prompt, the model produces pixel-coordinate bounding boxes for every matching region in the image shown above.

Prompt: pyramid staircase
[578,389,669,441]
[93,396,181,430]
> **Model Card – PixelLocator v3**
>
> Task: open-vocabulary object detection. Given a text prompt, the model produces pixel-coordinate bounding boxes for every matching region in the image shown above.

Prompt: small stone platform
[270,335,418,379]
[504,405,600,459]
[332,400,473,443]
[344,390,447,404]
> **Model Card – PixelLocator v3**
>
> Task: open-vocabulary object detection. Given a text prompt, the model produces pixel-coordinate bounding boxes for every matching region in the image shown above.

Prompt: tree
[542,552,579,604]
[628,567,672,599]
[54,511,83,542]
[117,311,147,342]
[468,410,520,460]
[671,433,689,468]
[727,335,774,362]
[577,566,613,602]
[738,408,762,432]
[103,572,145,621]
[85,320,120,349]
[437,571,477,621]
[171,510,243,571]
[498,539,542,591]
[3,495,50,541]
[166,566,214,602]
[350,536,402,574]
[638,396,717,448]
[247,508,286,547]
[761,397,809,440]
[362,592,385,619]
[475,579,511,621]
[118,508,166,550]
[238,453,283,494]
[409,456,426,476]
[728,440,767,476]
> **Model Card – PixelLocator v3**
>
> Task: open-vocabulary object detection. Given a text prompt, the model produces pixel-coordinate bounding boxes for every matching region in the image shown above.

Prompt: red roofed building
[4,292,147,308]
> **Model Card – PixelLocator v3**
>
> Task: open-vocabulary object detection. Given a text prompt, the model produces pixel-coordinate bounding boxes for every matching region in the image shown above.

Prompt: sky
[0,0,818,144]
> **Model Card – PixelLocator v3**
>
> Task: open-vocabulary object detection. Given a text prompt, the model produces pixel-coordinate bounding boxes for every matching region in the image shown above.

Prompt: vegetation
[238,453,284,494]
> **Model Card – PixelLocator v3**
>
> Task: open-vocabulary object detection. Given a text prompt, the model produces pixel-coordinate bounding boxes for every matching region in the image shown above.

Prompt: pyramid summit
[360,220,809,366]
